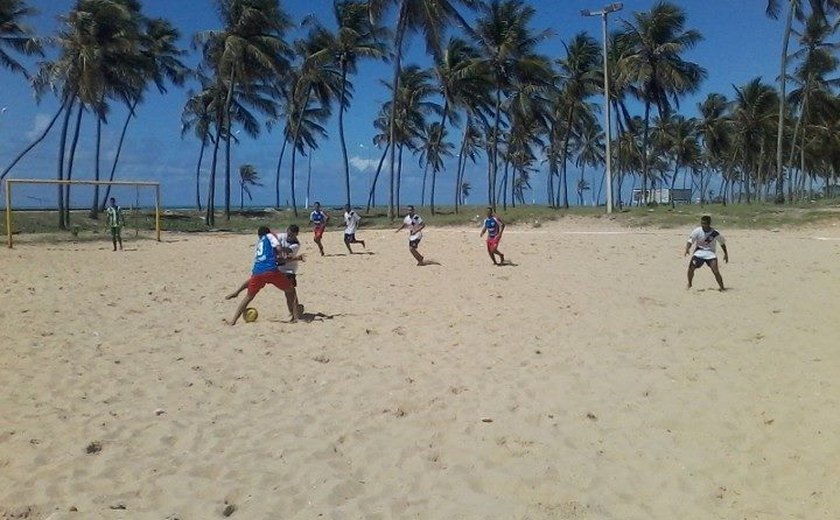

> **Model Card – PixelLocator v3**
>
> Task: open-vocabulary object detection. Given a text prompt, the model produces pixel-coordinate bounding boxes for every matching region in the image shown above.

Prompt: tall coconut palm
[0,0,43,78]
[573,116,605,206]
[307,1,388,208]
[472,0,552,209]
[730,78,780,203]
[653,114,700,207]
[617,1,706,205]
[369,0,478,218]
[97,16,188,217]
[196,0,292,224]
[181,76,222,211]
[553,32,601,208]
[417,121,454,213]
[28,0,146,229]
[697,93,731,204]
[766,0,840,201]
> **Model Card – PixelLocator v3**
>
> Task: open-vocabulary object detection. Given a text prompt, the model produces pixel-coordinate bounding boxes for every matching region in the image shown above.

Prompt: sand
[1,217,839,519]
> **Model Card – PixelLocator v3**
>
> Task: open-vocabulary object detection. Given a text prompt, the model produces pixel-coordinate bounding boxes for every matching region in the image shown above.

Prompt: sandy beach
[1,217,839,519]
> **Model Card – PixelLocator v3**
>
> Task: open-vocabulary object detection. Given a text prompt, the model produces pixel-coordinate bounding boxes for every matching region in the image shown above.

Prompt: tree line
[1,0,839,229]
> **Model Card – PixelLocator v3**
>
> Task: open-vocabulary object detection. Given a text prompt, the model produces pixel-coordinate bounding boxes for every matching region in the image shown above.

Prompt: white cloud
[26,113,52,140]
[349,155,379,172]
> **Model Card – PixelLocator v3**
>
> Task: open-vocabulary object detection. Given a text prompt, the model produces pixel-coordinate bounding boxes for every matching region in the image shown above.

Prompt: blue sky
[0,0,782,209]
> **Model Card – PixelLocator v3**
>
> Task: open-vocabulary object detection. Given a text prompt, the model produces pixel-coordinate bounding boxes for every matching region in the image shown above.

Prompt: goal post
[4,178,161,248]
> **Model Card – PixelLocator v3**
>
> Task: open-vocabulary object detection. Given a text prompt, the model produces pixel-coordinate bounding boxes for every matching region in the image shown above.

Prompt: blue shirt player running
[227,226,300,325]
[309,201,330,256]
[479,207,506,265]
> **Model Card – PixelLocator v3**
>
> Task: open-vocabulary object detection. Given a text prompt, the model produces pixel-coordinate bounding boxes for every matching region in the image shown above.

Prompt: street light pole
[582,3,622,214]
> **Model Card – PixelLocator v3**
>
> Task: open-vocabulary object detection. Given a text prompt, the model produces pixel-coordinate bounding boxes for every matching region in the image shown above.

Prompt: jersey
[688,226,725,260]
[484,216,501,238]
[275,232,301,274]
[105,205,124,228]
[344,211,361,234]
[310,210,327,228]
[404,214,424,240]
[252,233,281,275]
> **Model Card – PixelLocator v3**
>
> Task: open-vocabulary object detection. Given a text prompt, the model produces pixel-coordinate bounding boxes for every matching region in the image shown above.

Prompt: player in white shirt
[342,204,366,253]
[395,205,425,265]
[684,215,729,291]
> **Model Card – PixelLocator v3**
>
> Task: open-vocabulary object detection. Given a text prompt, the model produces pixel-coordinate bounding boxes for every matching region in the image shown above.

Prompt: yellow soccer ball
[244,307,259,323]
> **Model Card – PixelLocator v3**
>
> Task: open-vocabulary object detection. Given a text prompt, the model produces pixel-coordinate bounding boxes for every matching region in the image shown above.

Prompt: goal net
[3,179,161,248]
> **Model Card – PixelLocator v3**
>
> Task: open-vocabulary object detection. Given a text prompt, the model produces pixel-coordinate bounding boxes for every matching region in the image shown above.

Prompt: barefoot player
[309,202,329,256]
[395,205,425,265]
[342,204,366,253]
[227,226,300,324]
[480,206,506,265]
[685,215,729,291]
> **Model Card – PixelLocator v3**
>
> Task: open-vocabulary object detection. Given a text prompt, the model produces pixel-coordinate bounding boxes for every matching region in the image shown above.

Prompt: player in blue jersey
[309,201,329,256]
[479,207,506,265]
[227,226,300,325]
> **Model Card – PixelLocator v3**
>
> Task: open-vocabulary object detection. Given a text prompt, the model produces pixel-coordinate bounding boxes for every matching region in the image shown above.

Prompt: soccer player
[105,197,125,251]
[342,204,366,253]
[309,202,329,256]
[685,215,729,291]
[395,205,425,265]
[227,226,301,325]
[480,206,506,265]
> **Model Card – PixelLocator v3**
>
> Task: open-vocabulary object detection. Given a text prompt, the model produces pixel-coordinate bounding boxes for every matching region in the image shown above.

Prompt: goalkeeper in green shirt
[105,197,125,251]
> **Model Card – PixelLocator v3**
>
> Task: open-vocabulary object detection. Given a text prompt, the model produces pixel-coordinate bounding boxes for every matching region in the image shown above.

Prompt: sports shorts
[248,270,291,296]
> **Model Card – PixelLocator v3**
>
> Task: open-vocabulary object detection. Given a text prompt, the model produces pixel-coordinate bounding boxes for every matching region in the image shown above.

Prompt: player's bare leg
[226,280,248,300]
[229,293,255,325]
[709,259,726,291]
[314,236,325,256]
[284,289,301,322]
[410,245,424,266]
[687,263,696,289]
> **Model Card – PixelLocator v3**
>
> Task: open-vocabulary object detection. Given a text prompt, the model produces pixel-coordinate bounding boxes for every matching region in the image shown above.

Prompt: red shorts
[486,236,501,252]
[313,226,325,239]
[247,271,291,296]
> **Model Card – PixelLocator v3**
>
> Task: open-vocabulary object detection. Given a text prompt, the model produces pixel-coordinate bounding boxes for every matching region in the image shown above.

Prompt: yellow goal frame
[4,178,161,248]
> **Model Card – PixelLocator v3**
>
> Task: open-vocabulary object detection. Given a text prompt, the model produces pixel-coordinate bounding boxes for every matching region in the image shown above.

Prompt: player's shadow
[496,261,518,267]
[323,253,348,257]
[351,251,376,256]
[419,259,441,266]
[300,311,343,323]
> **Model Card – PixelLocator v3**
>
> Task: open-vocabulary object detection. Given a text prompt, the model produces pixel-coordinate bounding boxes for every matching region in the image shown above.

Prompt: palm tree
[697,93,731,204]
[730,78,780,203]
[454,119,483,212]
[472,0,552,209]
[653,114,700,207]
[617,1,706,205]
[181,76,221,211]
[196,0,292,224]
[97,16,188,217]
[765,0,840,202]
[553,32,601,208]
[308,1,387,208]
[28,0,146,229]
[0,0,43,78]
[460,180,471,205]
[369,0,478,218]
[417,122,454,213]
[238,163,262,209]
[573,116,605,206]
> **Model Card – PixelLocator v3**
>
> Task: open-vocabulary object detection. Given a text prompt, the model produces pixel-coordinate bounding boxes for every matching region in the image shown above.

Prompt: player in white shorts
[685,215,729,291]
[395,205,425,265]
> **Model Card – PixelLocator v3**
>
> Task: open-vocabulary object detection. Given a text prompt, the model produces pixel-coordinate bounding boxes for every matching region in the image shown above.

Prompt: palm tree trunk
[510,159,516,209]
[100,99,139,211]
[206,124,223,227]
[274,136,288,207]
[1,99,68,182]
[240,183,244,210]
[669,163,679,209]
[579,164,587,206]
[306,152,312,209]
[89,117,102,218]
[195,137,207,211]
[556,107,575,208]
[454,127,466,213]
[396,144,404,212]
[56,97,76,230]
[223,69,237,221]
[430,167,437,214]
[641,99,652,206]
[338,60,352,207]
[288,85,314,218]
[387,7,408,219]
[290,142,299,217]
[775,1,794,203]
[420,161,430,207]
[787,96,806,202]
[64,103,84,226]
[367,143,390,213]
[490,86,502,209]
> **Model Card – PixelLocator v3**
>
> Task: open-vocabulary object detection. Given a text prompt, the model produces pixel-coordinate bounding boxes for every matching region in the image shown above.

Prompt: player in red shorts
[309,201,329,256]
[480,207,506,265]
[226,226,301,324]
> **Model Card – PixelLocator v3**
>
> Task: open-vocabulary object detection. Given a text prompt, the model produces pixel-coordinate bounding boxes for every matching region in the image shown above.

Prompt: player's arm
[416,221,425,233]
[498,218,505,236]
[720,243,729,263]
[684,240,693,256]
[479,224,486,237]
[324,213,330,224]
[395,222,406,233]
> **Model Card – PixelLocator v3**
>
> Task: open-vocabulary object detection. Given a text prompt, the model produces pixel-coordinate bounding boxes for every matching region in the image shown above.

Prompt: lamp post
[581,2,622,214]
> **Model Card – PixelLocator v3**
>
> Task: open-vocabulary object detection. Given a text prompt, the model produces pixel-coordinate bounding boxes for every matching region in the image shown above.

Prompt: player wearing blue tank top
[479,207,506,265]
[309,201,329,256]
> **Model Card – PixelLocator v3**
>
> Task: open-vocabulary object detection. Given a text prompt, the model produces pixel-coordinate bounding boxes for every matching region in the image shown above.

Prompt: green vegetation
[4,201,838,245]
